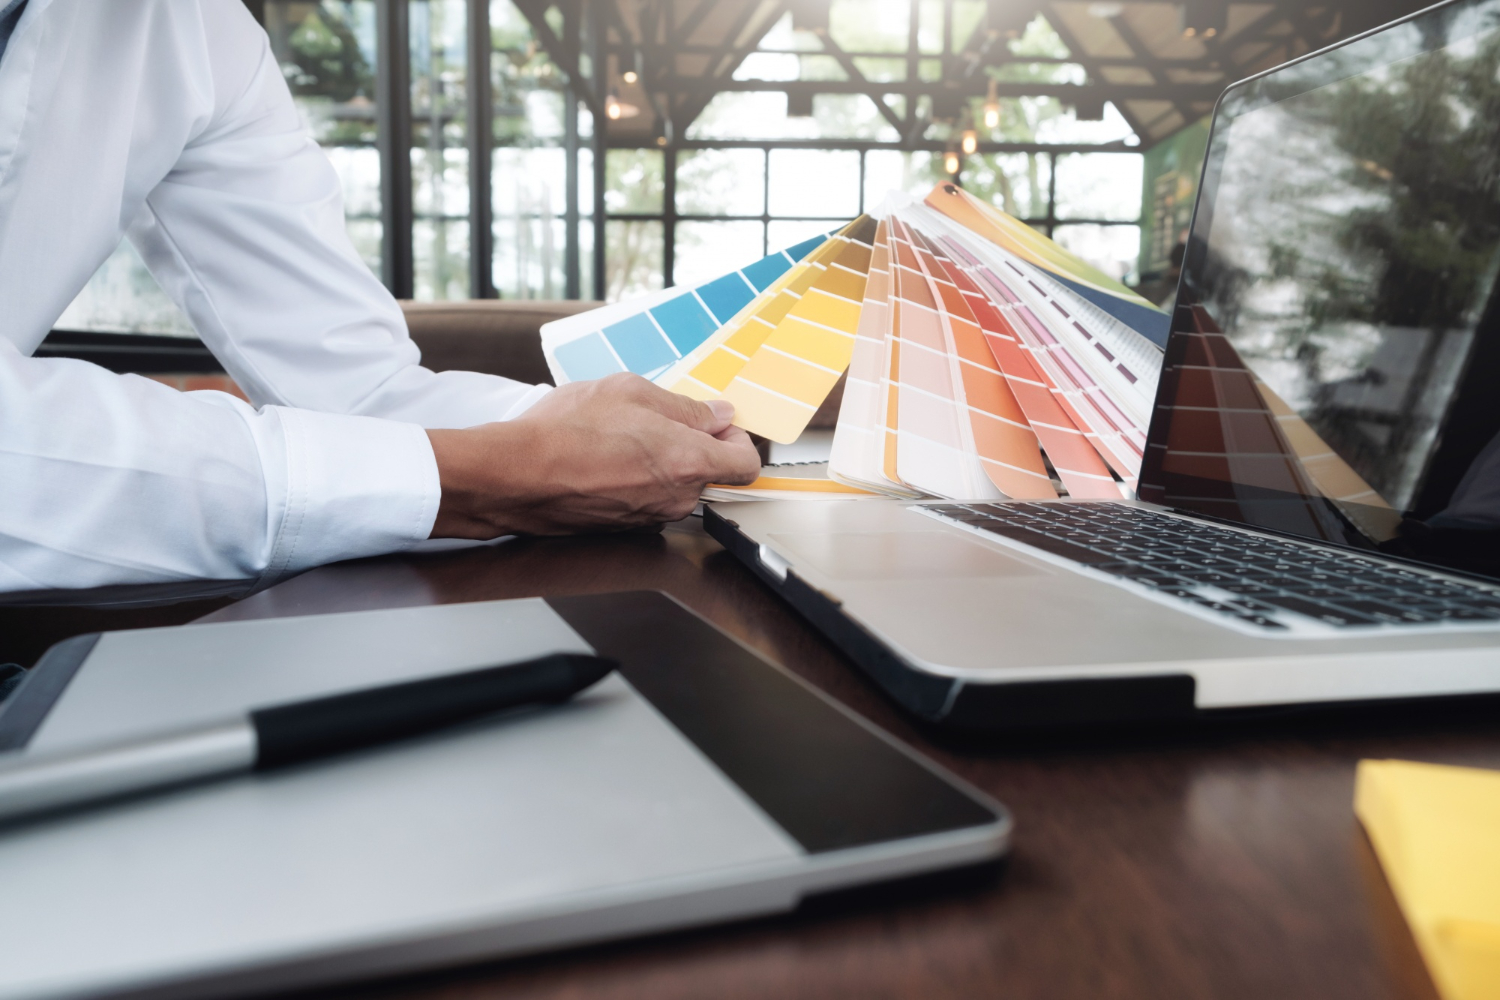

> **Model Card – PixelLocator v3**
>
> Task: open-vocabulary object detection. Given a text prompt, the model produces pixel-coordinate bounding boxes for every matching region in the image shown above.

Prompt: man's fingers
[701,433,762,486]
[705,399,735,427]
[714,423,754,445]
[662,392,733,435]
[587,372,758,485]
[620,376,736,436]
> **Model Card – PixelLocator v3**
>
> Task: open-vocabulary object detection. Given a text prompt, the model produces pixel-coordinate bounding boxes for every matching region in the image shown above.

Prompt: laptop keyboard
[923,502,1500,632]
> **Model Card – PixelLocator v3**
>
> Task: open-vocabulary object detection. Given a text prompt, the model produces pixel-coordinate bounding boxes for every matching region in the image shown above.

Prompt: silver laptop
[0,592,1008,999]
[708,0,1500,731]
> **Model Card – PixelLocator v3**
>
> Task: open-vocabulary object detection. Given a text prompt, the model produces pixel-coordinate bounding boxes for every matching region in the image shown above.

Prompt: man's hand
[426,373,761,539]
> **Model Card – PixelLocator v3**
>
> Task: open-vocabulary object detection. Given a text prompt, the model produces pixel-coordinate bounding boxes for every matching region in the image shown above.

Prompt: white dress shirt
[0,0,550,595]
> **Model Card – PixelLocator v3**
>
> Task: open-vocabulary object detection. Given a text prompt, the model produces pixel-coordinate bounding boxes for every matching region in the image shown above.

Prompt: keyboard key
[928,505,970,517]
[1373,570,1426,584]
[1330,599,1439,623]
[1413,585,1478,600]
[1255,595,1381,626]
[1300,571,1341,584]
[1176,570,1245,586]
[1457,595,1500,612]
[1130,574,1189,589]
[1294,587,1350,601]
[968,523,1117,565]
[1239,567,1301,580]
[1178,555,1237,569]
[1220,581,1277,595]
[935,508,995,523]
[1424,606,1500,621]
[1235,614,1288,630]
[1341,582,1401,595]
[1187,597,1244,615]
[1153,562,1208,575]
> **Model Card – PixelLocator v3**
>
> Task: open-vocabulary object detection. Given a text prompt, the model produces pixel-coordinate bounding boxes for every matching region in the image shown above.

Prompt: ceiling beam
[671,0,721,46]
[1041,9,1153,139]
[648,78,1227,102]
[815,30,908,134]
[512,0,603,119]
[671,1,791,136]
[609,137,1139,153]
[1095,10,1196,130]
[561,0,1437,152]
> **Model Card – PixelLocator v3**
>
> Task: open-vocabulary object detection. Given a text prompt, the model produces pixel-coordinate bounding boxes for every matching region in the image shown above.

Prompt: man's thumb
[670,395,735,434]
[706,399,735,427]
[646,384,737,434]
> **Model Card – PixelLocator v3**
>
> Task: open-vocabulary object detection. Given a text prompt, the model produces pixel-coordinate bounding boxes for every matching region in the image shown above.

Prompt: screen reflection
[1142,0,1500,578]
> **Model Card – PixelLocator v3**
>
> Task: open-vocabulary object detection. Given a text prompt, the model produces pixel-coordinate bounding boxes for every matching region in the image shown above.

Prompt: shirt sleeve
[0,340,441,594]
[126,1,550,431]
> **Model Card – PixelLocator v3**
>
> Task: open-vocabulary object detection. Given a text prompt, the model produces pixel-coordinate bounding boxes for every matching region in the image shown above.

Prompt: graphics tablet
[0,591,1008,1000]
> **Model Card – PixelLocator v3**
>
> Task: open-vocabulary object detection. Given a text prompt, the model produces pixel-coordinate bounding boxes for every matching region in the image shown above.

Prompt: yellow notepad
[1355,759,1500,1000]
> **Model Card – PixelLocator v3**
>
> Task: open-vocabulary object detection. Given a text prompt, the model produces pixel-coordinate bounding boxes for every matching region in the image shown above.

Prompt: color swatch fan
[539,185,1171,500]
[542,234,832,385]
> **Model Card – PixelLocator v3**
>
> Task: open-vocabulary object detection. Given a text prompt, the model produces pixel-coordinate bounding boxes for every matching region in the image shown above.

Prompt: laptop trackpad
[768,532,1044,580]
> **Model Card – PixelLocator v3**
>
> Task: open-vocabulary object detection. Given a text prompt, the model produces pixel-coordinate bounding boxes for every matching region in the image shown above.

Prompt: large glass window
[674,222,766,287]
[676,149,765,218]
[1054,153,1144,223]
[487,0,575,300]
[964,153,1052,221]
[767,150,861,219]
[605,222,663,300]
[268,0,382,271]
[1053,224,1143,285]
[53,243,194,337]
[49,0,1155,332]
[410,0,469,299]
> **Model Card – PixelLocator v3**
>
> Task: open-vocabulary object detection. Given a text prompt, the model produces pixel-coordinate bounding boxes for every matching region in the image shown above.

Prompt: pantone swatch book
[542,183,1170,501]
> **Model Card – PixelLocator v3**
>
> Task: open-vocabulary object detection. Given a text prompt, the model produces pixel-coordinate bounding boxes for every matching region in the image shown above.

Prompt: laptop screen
[1138,0,1500,580]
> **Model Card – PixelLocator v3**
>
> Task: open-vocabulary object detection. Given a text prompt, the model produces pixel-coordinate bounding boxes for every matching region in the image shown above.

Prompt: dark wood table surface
[10,516,1500,1000]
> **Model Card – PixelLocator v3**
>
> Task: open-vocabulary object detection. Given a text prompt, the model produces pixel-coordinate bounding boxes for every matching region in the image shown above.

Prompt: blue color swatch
[741,254,793,292]
[650,294,720,355]
[696,272,758,324]
[549,235,832,384]
[603,314,677,376]
[552,332,623,380]
[785,234,831,261]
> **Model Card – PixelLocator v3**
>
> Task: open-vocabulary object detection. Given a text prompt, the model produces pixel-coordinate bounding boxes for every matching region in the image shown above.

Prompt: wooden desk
[23,518,1500,999]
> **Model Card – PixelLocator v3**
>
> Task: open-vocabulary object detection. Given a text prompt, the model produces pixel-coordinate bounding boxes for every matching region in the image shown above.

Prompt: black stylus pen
[0,652,616,825]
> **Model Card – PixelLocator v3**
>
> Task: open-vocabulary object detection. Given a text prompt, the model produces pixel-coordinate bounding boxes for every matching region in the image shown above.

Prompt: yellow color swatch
[716,215,879,442]
[706,461,880,500]
[662,218,868,400]
[1356,759,1500,1000]
[661,253,819,393]
[738,475,876,494]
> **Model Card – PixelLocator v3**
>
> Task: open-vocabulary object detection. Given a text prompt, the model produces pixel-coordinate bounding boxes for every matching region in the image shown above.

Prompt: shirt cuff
[257,406,440,583]
[500,381,552,420]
